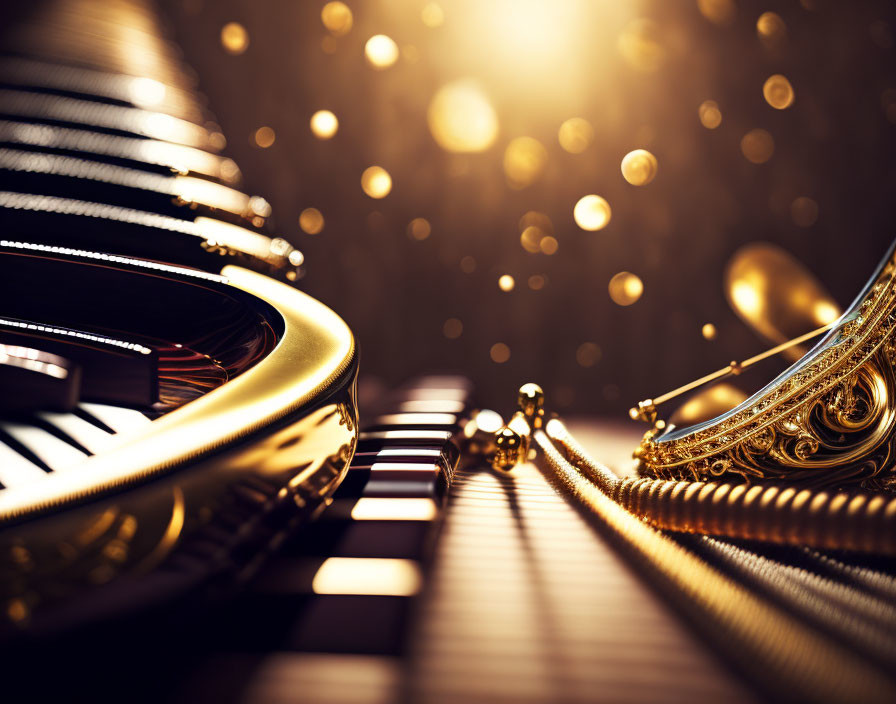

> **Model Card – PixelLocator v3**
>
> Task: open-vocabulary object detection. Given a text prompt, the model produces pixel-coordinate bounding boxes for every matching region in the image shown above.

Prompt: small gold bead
[492,426,523,472]
[517,383,545,428]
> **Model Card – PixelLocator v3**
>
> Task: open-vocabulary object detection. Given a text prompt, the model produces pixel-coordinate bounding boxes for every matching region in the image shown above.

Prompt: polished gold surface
[0,264,357,521]
[635,241,896,488]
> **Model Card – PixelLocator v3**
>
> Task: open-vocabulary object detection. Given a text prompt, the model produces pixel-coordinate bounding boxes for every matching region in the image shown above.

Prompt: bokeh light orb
[321,2,353,36]
[574,195,611,231]
[365,35,399,69]
[608,272,643,306]
[253,126,275,148]
[490,343,511,364]
[421,2,445,28]
[498,274,515,292]
[791,197,819,227]
[576,342,602,368]
[408,217,432,240]
[361,166,392,198]
[740,129,774,164]
[427,80,498,153]
[220,22,249,55]
[558,118,594,154]
[763,74,795,110]
[698,100,722,129]
[310,110,339,139]
[702,323,717,340]
[299,207,324,234]
[756,12,786,45]
[503,137,547,189]
[621,149,658,186]
[618,19,665,73]
[698,0,735,26]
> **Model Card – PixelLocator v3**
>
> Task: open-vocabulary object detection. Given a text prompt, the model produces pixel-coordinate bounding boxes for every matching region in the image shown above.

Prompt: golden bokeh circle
[361,166,392,198]
[608,272,643,306]
[558,118,594,154]
[740,129,774,164]
[576,342,602,368]
[427,80,498,153]
[490,343,511,364]
[408,217,432,241]
[756,11,786,44]
[220,22,249,55]
[621,149,658,186]
[574,195,612,231]
[763,74,795,110]
[498,274,515,292]
[310,110,339,139]
[701,323,717,340]
[321,2,353,36]
[299,207,324,235]
[253,126,275,148]
[421,2,445,28]
[365,35,400,69]
[698,100,722,129]
[503,137,547,189]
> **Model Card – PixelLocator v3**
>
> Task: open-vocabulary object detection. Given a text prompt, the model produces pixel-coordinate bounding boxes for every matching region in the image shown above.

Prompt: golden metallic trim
[0,265,356,522]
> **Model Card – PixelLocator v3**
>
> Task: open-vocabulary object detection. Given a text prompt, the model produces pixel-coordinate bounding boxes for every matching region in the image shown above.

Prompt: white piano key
[0,441,48,488]
[79,402,152,434]
[38,411,116,453]
[1,422,88,470]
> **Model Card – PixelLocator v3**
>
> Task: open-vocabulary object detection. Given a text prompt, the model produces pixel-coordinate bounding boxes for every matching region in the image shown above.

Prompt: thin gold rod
[631,321,836,422]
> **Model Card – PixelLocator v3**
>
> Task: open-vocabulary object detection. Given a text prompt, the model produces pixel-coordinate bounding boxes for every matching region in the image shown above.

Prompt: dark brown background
[159,0,896,415]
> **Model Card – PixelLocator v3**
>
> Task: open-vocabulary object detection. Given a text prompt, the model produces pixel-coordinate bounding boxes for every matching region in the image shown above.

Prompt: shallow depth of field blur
[162,0,896,414]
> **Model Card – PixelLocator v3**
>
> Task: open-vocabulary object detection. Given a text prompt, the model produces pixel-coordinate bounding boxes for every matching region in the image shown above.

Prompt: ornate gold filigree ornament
[630,240,896,490]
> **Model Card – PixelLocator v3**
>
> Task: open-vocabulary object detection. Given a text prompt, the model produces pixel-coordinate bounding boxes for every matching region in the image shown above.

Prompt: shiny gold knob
[517,382,545,429]
[491,426,523,472]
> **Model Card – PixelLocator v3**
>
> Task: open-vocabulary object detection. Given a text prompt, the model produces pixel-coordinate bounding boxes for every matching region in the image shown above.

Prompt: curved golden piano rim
[0,264,356,522]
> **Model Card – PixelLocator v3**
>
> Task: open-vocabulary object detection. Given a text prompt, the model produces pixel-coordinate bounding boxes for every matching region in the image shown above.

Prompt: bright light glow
[503,136,547,189]
[173,175,248,214]
[574,195,611,231]
[321,2,353,36]
[128,77,166,107]
[365,35,400,69]
[498,274,515,292]
[220,22,249,54]
[427,80,498,153]
[361,166,392,198]
[608,272,643,306]
[310,110,339,139]
[813,302,840,326]
[558,117,593,154]
[730,281,762,317]
[702,323,718,340]
[312,558,422,596]
[763,74,795,110]
[620,149,658,186]
[351,498,438,521]
[299,207,325,234]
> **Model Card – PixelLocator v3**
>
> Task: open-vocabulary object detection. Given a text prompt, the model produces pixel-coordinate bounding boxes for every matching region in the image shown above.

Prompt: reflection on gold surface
[427,80,498,153]
[490,343,511,363]
[498,274,515,292]
[351,498,438,521]
[408,217,431,241]
[725,242,842,352]
[503,137,548,189]
[608,272,643,306]
[365,34,400,69]
[740,128,774,164]
[698,100,723,129]
[321,2,353,36]
[312,557,422,595]
[361,165,392,198]
[310,110,339,139]
[620,149,658,186]
[220,22,249,55]
[574,195,611,231]
[763,74,795,110]
[299,207,325,235]
[618,19,664,73]
[557,117,593,154]
[254,126,276,148]
[668,383,748,427]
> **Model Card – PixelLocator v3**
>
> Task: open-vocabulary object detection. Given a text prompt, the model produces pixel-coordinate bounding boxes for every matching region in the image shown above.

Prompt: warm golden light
[702,323,717,340]
[558,117,594,154]
[312,558,422,596]
[128,77,166,107]
[365,34,400,69]
[520,226,543,253]
[574,195,611,231]
[253,126,275,148]
[618,19,665,73]
[443,317,463,339]
[408,217,432,241]
[321,2,353,36]
[756,11,786,45]
[813,301,840,326]
[361,166,392,198]
[351,498,438,521]
[576,342,601,368]
[220,22,249,55]
[698,0,736,26]
[310,110,338,139]
[427,80,498,153]
[621,149,658,186]
[791,197,819,227]
[498,274,515,292]
[763,74,795,110]
[740,129,774,164]
[539,236,559,255]
[730,281,762,317]
[503,136,547,189]
[608,272,643,306]
[421,2,445,28]
[698,100,723,129]
[299,207,324,235]
[490,343,511,363]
